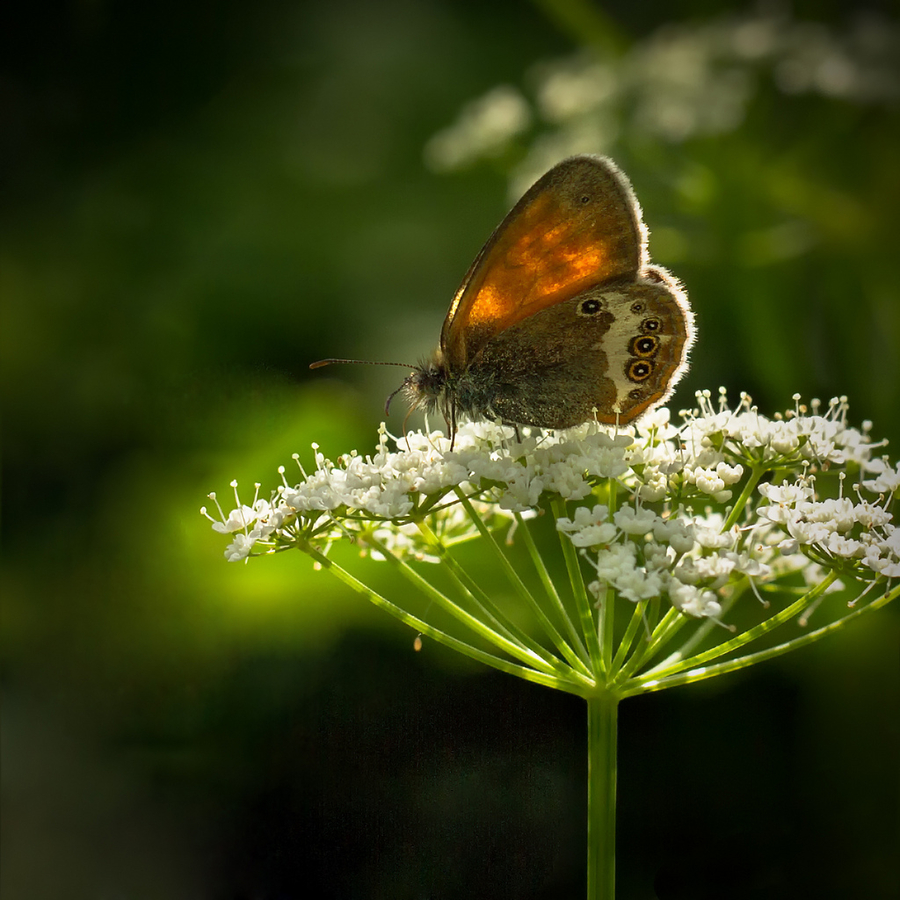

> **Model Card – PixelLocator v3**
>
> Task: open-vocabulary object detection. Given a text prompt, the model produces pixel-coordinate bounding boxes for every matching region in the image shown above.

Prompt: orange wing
[441,156,646,370]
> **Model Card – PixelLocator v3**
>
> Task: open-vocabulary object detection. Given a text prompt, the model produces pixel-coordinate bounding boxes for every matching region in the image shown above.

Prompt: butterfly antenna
[310,358,418,370]
[312,358,421,428]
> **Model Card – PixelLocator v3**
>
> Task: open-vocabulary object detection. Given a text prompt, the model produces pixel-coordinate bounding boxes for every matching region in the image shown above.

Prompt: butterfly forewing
[441,156,645,370]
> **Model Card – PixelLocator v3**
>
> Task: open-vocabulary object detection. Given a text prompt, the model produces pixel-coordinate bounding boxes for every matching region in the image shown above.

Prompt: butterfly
[313,155,694,440]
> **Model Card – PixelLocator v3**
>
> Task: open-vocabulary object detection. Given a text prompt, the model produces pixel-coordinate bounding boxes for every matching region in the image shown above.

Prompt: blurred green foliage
[2,1,898,897]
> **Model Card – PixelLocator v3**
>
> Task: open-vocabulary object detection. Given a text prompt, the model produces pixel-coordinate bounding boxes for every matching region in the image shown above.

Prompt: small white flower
[613,505,659,535]
[716,461,744,484]
[212,504,259,534]
[581,432,634,480]
[853,500,892,530]
[787,517,833,546]
[545,458,593,500]
[557,504,611,531]
[644,542,674,571]
[501,472,545,510]
[673,557,701,585]
[225,533,256,562]
[864,547,900,578]
[862,459,900,494]
[687,553,738,588]
[671,522,699,555]
[727,550,771,580]
[826,534,863,558]
[573,523,619,548]
[593,542,638,581]
[758,481,813,505]
[637,472,670,502]
[758,503,792,526]
[635,406,677,437]
[691,514,734,549]
[668,580,722,618]
[800,498,856,532]
[691,467,726,495]
[770,422,801,455]
[616,568,664,603]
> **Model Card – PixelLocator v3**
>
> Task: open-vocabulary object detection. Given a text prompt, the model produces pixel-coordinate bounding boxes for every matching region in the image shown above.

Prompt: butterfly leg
[448,400,458,451]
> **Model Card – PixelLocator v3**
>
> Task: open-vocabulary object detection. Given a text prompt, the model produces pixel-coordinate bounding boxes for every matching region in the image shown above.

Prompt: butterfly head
[390,350,458,434]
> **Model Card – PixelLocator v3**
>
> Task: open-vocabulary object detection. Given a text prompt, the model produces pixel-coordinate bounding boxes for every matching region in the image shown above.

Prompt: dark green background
[2,1,898,898]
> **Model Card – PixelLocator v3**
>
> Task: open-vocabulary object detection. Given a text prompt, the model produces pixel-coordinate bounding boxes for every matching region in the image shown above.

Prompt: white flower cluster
[204,392,898,622]
[556,503,767,619]
[758,479,900,579]
[204,424,506,564]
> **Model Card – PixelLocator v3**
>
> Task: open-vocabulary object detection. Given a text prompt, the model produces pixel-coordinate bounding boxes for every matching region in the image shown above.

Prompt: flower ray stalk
[609,600,647,674]
[451,488,593,683]
[553,497,605,675]
[632,570,841,687]
[660,582,746,664]
[615,606,686,682]
[361,530,585,687]
[514,511,593,673]
[307,546,567,690]
[599,584,616,674]
[411,517,579,679]
[624,581,900,697]
[722,463,767,531]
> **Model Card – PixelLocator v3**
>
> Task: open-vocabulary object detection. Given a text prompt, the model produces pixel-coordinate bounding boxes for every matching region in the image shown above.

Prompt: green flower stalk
[203,390,900,899]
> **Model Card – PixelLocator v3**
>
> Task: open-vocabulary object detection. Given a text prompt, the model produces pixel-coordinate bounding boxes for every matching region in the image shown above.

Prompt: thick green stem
[586,691,619,900]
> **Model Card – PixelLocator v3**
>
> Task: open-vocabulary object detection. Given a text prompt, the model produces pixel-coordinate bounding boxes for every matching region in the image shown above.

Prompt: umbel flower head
[203,391,899,697]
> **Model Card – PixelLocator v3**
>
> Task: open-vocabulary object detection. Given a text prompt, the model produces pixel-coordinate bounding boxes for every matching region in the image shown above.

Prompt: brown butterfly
[313,155,694,439]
